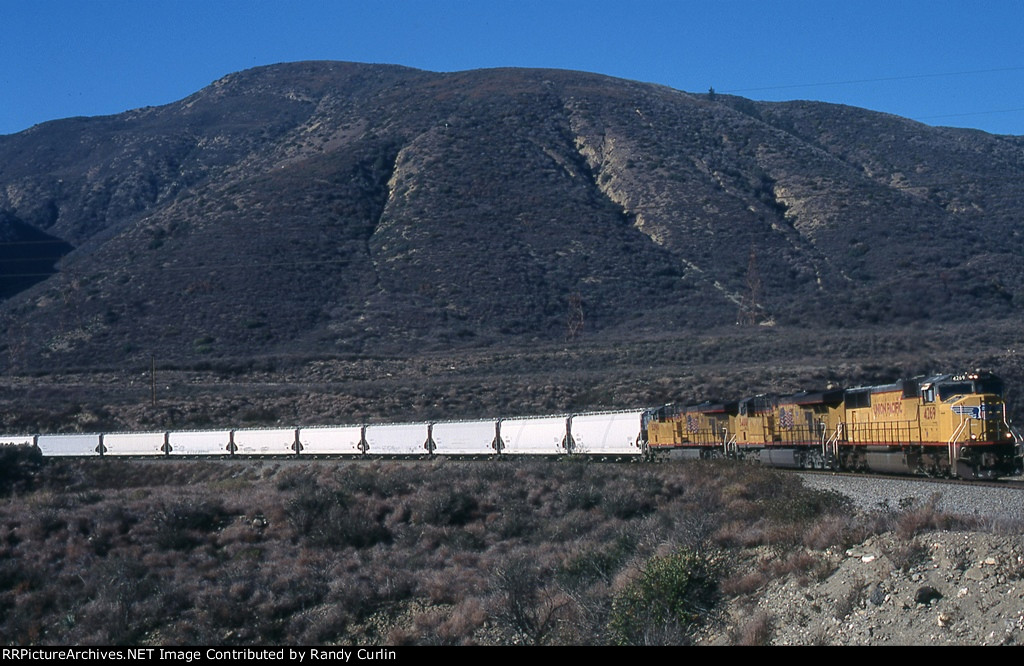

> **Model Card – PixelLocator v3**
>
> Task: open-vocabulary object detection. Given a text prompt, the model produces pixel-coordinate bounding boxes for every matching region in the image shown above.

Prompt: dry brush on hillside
[1,448,1015,646]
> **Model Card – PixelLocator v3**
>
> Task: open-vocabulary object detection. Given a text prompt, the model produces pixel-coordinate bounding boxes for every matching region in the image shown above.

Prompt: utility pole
[566,292,584,341]
[151,354,156,408]
[738,248,763,326]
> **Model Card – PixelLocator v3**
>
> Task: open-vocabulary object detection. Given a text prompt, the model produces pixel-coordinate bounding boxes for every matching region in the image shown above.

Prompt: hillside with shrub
[0,62,1022,375]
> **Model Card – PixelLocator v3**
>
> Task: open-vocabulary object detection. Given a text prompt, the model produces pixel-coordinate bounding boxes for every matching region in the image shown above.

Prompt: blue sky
[2,0,1023,136]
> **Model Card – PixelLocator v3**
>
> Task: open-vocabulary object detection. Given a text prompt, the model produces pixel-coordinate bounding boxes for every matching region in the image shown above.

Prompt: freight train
[1,371,1020,480]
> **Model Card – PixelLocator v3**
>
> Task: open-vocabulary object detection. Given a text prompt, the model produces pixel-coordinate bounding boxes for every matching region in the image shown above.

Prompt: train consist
[2,371,1020,480]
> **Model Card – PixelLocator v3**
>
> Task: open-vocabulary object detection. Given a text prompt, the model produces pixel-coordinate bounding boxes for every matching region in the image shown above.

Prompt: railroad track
[793,467,1024,490]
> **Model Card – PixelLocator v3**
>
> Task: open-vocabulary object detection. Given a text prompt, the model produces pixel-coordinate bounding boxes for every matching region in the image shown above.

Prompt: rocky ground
[718,531,1024,645]
[700,475,1024,646]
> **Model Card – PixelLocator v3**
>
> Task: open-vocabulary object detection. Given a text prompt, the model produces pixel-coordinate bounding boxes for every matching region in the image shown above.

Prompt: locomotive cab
[923,372,1016,479]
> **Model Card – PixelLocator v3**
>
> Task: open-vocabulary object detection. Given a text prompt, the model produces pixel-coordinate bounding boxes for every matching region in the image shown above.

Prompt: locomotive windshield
[936,375,1004,400]
[938,383,973,400]
[973,376,1004,396]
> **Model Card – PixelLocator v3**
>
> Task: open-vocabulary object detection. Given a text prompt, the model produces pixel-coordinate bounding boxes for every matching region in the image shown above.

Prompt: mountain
[1,61,1022,372]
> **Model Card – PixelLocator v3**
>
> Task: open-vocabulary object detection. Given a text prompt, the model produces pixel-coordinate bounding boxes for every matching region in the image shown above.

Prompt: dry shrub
[763,550,825,579]
[492,555,569,645]
[0,446,42,495]
[408,606,455,644]
[433,598,488,644]
[274,467,313,491]
[385,624,418,645]
[559,480,603,511]
[722,497,760,520]
[763,523,805,549]
[490,497,537,539]
[419,565,485,605]
[153,498,232,551]
[894,494,957,538]
[286,484,390,548]
[24,506,67,542]
[601,485,655,520]
[885,538,930,572]
[713,520,768,548]
[735,610,774,645]
[720,570,768,596]
[411,487,479,527]
[803,514,853,550]
[557,534,636,590]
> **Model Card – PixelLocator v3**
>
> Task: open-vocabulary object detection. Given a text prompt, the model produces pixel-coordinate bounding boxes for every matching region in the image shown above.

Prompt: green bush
[607,548,717,645]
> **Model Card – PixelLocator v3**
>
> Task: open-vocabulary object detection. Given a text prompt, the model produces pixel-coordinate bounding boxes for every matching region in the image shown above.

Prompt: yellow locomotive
[645,371,1020,479]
